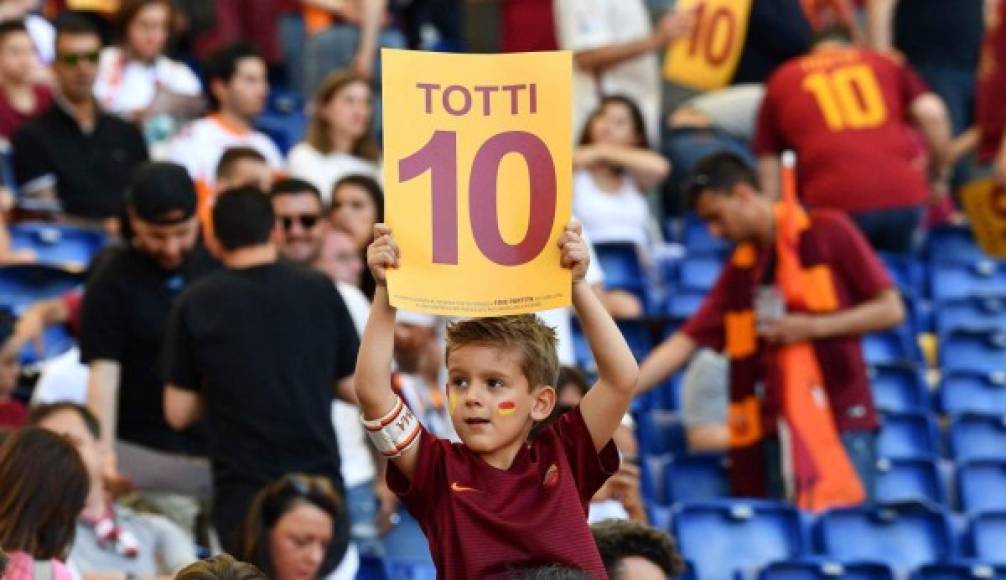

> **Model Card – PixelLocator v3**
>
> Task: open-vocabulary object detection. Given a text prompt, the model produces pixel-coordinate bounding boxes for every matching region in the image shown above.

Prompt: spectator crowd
[0,0,1003,578]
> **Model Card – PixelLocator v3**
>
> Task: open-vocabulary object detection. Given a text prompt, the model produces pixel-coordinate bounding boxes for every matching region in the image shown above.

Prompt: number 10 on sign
[381,49,573,317]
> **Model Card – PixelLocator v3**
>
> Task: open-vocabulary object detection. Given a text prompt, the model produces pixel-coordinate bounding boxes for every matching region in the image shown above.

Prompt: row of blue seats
[667,499,1006,578]
[636,410,1006,463]
[670,219,992,269]
[744,561,1006,580]
[640,450,1006,515]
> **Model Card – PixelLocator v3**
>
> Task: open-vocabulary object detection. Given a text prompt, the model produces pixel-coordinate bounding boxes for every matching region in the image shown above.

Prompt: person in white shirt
[166,42,282,199]
[94,0,203,143]
[287,70,381,205]
[553,0,692,144]
[572,95,669,256]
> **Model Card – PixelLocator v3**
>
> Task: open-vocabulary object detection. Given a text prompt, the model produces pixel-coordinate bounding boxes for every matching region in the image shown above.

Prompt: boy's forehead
[447,342,524,372]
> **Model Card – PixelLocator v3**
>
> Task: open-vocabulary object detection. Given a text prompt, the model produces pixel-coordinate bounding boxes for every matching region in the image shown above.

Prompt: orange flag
[775,151,865,511]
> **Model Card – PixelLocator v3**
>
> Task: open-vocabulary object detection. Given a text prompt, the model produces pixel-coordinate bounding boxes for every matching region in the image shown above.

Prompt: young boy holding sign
[355,222,639,579]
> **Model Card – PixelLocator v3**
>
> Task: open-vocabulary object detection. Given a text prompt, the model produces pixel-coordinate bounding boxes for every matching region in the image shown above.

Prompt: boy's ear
[530,385,557,422]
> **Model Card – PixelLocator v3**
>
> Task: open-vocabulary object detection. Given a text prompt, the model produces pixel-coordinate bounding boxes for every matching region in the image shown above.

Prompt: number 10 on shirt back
[381,49,573,317]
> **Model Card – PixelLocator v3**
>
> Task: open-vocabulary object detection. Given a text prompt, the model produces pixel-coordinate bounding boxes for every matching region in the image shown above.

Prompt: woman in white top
[93,0,203,142]
[572,95,669,254]
[287,70,381,205]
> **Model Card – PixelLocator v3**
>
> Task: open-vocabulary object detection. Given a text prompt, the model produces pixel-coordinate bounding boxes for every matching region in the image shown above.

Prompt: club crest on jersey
[543,463,559,488]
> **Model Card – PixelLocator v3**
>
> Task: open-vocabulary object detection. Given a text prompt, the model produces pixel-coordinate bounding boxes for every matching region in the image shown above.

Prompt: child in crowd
[0,309,25,430]
[355,222,639,578]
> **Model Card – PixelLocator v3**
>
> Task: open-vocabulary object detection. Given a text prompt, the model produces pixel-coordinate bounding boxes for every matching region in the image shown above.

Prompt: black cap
[127,162,197,224]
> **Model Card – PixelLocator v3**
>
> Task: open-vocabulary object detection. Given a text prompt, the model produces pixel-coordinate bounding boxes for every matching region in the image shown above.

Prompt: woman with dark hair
[572,95,669,256]
[94,0,203,140]
[330,174,383,298]
[237,474,351,580]
[0,427,89,580]
[288,70,381,206]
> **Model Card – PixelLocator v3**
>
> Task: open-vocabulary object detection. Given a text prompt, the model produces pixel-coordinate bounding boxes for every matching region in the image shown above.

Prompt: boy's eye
[451,378,468,388]
[487,378,504,389]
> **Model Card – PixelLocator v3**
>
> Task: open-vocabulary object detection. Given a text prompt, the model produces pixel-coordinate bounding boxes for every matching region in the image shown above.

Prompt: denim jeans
[851,205,925,254]
[346,481,383,557]
[764,429,878,501]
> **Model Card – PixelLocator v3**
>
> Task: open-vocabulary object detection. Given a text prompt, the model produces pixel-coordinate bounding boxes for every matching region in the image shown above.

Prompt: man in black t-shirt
[81,162,216,498]
[164,187,358,554]
[13,15,148,224]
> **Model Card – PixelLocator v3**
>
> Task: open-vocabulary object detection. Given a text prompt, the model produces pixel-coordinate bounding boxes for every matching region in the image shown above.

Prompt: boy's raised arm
[561,223,640,452]
[355,224,421,479]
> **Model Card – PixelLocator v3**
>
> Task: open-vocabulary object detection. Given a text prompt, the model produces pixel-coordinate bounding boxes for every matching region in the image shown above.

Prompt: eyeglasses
[279,214,321,231]
[56,51,100,66]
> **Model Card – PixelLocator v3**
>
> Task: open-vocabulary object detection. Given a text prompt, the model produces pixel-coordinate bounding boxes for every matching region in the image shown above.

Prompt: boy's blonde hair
[445,315,560,390]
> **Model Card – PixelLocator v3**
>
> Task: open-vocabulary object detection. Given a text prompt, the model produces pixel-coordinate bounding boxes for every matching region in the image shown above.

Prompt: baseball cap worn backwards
[128,162,197,225]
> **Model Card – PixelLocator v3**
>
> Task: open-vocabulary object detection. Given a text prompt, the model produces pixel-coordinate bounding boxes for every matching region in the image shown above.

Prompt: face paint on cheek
[448,388,459,414]
[497,401,517,417]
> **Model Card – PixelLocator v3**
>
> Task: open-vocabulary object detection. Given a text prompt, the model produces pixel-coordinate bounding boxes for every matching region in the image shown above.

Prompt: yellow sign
[961,178,1006,258]
[382,49,572,317]
[664,0,752,91]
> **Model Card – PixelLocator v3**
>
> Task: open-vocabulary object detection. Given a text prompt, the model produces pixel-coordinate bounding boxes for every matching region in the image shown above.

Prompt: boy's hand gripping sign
[382,49,573,317]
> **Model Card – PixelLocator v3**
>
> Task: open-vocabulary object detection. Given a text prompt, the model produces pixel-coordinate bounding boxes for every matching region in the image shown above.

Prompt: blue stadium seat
[875,458,946,506]
[879,411,940,459]
[569,319,596,376]
[869,364,929,412]
[863,328,920,366]
[9,223,106,272]
[635,410,686,456]
[665,291,706,321]
[683,215,730,256]
[970,511,1006,565]
[675,500,806,579]
[255,111,308,155]
[880,252,924,299]
[940,330,1006,376]
[640,453,673,505]
[616,319,653,361]
[759,561,895,580]
[647,504,673,533]
[926,226,987,265]
[0,266,83,311]
[935,297,1006,335]
[357,556,388,580]
[383,562,437,580]
[941,372,1006,416]
[678,256,723,293]
[957,460,1006,514]
[815,501,955,570]
[664,454,729,505]
[267,88,305,114]
[930,261,1006,303]
[593,242,648,306]
[910,563,1006,580]
[634,373,681,413]
[949,413,1006,462]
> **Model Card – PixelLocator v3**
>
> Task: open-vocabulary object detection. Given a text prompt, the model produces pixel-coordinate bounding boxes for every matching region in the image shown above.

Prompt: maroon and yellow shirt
[682,209,891,434]
[754,48,930,213]
[388,406,618,579]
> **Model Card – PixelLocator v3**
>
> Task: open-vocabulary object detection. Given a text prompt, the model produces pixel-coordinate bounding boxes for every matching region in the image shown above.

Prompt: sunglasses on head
[280,214,321,231]
[56,51,100,66]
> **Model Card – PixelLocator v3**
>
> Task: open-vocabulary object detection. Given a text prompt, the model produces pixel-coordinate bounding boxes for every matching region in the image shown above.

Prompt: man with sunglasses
[12,14,147,227]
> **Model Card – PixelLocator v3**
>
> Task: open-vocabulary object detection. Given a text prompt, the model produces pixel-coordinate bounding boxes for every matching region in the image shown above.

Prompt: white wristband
[361,395,422,458]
